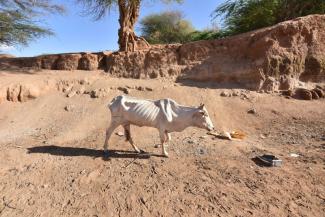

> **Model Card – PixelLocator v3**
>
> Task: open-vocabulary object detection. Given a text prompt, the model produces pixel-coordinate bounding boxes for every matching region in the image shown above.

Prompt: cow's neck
[171,106,198,131]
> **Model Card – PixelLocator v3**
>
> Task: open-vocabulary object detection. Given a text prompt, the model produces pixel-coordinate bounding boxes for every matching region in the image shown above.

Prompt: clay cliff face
[1,15,324,91]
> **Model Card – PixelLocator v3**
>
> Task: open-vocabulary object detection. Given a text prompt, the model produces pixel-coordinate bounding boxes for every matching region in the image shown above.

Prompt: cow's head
[193,104,215,131]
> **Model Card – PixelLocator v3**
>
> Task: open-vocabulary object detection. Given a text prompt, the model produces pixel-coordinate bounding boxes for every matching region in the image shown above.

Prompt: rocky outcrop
[0,52,109,71]
[4,83,45,102]
[106,44,182,79]
[78,53,98,70]
[106,15,325,91]
[0,15,324,91]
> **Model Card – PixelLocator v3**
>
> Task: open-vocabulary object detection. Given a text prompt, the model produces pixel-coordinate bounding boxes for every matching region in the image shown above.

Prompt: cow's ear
[198,110,205,115]
[198,103,204,109]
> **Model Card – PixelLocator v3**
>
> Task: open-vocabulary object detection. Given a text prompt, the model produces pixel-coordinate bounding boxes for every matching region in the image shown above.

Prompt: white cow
[104,95,214,157]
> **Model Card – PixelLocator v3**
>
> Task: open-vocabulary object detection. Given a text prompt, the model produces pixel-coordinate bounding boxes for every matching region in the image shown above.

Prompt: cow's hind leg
[159,129,168,157]
[124,124,141,153]
[103,121,119,155]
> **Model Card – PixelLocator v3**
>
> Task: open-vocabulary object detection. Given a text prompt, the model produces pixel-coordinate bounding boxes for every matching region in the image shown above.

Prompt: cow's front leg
[159,130,168,157]
[155,131,170,148]
[103,121,119,155]
[124,124,141,153]
[166,131,171,142]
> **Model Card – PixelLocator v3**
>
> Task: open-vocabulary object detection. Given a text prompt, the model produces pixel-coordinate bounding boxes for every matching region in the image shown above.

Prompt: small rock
[62,86,72,93]
[90,89,108,98]
[260,134,266,139]
[76,86,85,95]
[145,87,153,91]
[197,147,207,155]
[310,90,319,100]
[64,105,75,112]
[220,91,231,97]
[140,197,146,205]
[247,108,257,114]
[116,131,124,136]
[67,91,76,98]
[136,86,145,91]
[232,90,240,96]
[271,109,280,115]
[313,88,324,98]
[241,94,249,99]
[80,78,90,85]
[187,139,198,145]
[294,88,312,100]
[90,90,98,98]
[117,87,129,94]
[281,90,293,97]
[289,153,299,158]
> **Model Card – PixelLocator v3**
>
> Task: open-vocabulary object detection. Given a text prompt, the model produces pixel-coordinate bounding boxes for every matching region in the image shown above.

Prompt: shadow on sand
[27,145,163,160]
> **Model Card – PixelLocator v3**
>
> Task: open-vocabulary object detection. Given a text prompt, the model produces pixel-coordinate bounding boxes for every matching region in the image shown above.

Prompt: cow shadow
[27,145,163,160]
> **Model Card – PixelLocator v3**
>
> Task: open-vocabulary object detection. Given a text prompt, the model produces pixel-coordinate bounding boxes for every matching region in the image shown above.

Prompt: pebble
[247,108,257,114]
[145,87,153,91]
[116,131,124,136]
[64,104,75,112]
[117,87,129,94]
[289,153,299,158]
[220,91,231,97]
[66,91,76,98]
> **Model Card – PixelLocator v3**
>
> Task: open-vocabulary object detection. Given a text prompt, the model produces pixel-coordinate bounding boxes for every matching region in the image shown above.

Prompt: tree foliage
[0,0,64,47]
[213,0,325,36]
[139,10,194,44]
[187,30,223,42]
[78,0,183,20]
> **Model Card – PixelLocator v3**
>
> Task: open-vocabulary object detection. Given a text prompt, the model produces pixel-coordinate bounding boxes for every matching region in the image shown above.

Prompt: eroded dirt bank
[0,70,324,216]
[1,15,325,92]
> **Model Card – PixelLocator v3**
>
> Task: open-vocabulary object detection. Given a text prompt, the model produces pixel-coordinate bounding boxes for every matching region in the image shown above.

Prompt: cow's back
[109,95,161,127]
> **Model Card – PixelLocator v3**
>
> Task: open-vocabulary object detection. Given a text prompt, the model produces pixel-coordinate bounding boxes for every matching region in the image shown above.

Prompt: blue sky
[7,0,223,57]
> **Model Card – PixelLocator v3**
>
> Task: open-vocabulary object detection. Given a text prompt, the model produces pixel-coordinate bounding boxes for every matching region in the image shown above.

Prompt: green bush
[139,10,195,44]
[213,0,325,36]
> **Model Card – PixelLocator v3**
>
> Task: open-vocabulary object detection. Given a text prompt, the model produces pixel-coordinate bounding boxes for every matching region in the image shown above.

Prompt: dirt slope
[1,15,324,92]
[0,70,324,217]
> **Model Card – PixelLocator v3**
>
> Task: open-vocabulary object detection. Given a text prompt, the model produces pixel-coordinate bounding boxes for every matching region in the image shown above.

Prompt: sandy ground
[0,70,324,217]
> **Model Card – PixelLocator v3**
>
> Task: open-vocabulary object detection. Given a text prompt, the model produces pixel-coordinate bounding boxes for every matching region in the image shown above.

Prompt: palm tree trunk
[118,0,150,52]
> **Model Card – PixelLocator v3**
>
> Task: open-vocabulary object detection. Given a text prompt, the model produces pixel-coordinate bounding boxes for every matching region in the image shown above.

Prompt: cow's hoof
[163,153,169,158]
[154,144,160,148]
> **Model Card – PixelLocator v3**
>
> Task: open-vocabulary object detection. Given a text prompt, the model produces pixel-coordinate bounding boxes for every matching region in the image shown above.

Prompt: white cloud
[0,44,15,52]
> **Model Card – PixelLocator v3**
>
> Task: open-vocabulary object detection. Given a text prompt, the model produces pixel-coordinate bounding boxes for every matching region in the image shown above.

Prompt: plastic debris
[257,155,282,167]
[289,153,299,157]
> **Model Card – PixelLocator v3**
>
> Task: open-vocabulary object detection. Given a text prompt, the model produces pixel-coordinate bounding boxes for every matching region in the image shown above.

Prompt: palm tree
[78,0,183,52]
